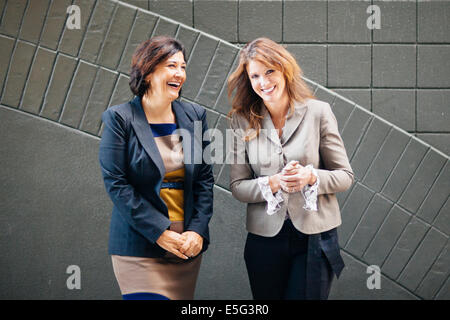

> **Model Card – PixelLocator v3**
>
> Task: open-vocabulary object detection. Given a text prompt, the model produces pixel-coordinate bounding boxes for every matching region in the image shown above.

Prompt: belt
[160,181,184,189]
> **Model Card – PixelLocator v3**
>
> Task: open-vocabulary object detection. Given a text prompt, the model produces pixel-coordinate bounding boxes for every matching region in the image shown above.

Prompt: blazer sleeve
[98,108,171,244]
[316,103,354,195]
[229,116,266,204]
[185,107,214,242]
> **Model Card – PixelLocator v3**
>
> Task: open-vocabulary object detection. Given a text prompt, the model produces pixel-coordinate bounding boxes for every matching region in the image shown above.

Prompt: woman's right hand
[280,160,315,193]
[269,161,301,193]
[268,174,282,193]
[156,230,189,260]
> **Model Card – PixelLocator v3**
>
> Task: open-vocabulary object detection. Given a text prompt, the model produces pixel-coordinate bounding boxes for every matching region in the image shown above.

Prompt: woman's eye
[266,69,274,75]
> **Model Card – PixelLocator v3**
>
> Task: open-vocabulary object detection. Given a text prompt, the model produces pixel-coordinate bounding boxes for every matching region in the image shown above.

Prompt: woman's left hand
[279,161,316,193]
[180,231,203,258]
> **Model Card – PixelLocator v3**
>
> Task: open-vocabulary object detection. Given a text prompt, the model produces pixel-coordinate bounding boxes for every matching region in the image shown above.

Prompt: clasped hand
[156,230,203,260]
[279,160,316,193]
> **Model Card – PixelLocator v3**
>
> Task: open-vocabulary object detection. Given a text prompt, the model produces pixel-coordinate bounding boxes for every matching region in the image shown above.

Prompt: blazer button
[276,147,282,154]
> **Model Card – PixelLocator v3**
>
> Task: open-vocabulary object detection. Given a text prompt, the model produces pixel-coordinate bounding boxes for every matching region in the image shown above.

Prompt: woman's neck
[141,93,175,123]
[264,93,290,131]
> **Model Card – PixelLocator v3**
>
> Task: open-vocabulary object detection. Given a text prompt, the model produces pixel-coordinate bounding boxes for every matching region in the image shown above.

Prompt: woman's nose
[175,67,184,78]
[259,76,267,88]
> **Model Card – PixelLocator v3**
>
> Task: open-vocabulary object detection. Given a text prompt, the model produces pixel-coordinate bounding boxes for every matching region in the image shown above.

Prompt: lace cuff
[257,176,284,215]
[301,164,319,211]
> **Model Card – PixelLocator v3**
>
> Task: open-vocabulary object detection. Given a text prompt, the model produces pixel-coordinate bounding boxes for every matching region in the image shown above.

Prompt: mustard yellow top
[150,123,185,224]
[160,167,185,222]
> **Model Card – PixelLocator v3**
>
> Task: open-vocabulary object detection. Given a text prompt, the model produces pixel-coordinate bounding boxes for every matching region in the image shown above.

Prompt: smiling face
[246,59,287,105]
[145,51,186,101]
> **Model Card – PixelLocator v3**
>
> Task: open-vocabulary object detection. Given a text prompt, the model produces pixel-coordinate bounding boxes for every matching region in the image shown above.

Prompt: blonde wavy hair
[227,38,314,141]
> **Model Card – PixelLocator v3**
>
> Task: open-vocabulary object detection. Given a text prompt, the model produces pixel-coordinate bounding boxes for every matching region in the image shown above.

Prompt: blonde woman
[228,38,354,300]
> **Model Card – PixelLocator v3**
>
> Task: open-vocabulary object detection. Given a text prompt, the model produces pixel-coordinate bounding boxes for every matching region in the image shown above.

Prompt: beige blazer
[229,99,354,236]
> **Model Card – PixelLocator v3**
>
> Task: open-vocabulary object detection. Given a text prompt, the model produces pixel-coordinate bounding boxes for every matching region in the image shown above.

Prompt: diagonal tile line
[416,235,450,299]
[340,247,422,300]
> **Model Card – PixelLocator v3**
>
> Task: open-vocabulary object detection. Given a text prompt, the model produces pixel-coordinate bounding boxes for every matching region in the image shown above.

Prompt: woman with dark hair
[227,38,354,300]
[99,36,214,300]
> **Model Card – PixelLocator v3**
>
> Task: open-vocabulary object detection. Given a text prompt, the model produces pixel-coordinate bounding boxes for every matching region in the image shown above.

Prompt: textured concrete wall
[0,0,448,300]
[133,0,450,156]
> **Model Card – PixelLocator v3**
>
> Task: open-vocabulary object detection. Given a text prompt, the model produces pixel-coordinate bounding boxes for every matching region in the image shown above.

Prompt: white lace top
[257,164,319,215]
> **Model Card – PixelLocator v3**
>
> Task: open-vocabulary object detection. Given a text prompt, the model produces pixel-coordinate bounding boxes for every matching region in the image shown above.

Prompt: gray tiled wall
[140,0,450,156]
[0,0,448,300]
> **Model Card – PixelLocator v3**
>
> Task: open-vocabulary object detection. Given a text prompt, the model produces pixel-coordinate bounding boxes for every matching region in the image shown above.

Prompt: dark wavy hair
[129,36,186,97]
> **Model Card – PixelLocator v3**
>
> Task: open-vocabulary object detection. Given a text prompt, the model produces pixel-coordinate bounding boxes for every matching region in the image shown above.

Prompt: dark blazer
[99,96,214,258]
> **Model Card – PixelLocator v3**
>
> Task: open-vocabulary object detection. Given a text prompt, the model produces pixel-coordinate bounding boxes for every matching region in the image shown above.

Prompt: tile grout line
[194,40,221,102]
[0,0,8,23]
[394,147,431,208]
[397,225,447,294]
[212,49,239,113]
[56,57,80,122]
[97,71,122,137]
[74,0,97,58]
[17,42,38,110]
[381,217,430,281]
[344,130,401,250]
[359,126,393,182]
[415,0,419,137]
[348,115,374,162]
[116,5,140,73]
[95,0,119,66]
[414,235,450,298]
[38,50,62,116]
[149,16,160,38]
[54,0,76,53]
[0,0,29,105]
[341,247,423,300]
[343,188,384,250]
[411,153,447,219]
[110,5,138,71]
[433,269,450,300]
[77,65,100,130]
[431,193,450,226]
[360,204,402,264]
[379,136,414,195]
[360,147,432,259]
[370,0,373,112]
[25,0,54,114]
[337,181,356,212]
[418,159,449,224]
[78,0,100,62]
[16,1,39,111]
[86,70,119,135]
[18,0,53,111]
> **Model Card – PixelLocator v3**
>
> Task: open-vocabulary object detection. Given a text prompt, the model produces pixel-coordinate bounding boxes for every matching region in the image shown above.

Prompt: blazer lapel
[130,96,166,179]
[281,101,308,145]
[261,106,281,146]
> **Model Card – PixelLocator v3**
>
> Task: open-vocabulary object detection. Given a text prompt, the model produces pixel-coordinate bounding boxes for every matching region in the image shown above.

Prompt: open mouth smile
[261,86,275,94]
[168,81,181,89]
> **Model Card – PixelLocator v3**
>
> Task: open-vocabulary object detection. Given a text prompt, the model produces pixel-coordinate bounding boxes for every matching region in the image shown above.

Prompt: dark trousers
[244,219,334,300]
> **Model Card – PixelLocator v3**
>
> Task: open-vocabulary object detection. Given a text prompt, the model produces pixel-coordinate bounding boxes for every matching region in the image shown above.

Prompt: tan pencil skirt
[111,253,202,300]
